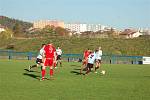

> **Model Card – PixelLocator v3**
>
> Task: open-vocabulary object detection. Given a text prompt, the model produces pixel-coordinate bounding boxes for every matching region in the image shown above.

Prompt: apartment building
[65,23,87,33]
[87,24,106,32]
[33,19,110,33]
[33,20,64,29]
[65,23,109,33]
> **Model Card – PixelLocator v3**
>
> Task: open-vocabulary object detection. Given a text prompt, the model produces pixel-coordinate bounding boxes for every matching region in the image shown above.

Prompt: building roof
[120,29,137,35]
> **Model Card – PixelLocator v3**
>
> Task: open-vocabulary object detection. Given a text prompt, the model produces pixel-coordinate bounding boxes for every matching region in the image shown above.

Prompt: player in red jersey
[41,43,57,80]
[80,48,91,74]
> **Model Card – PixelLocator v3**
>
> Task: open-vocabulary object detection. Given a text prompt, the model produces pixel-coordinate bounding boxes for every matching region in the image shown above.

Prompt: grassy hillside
[0,16,32,31]
[0,36,150,56]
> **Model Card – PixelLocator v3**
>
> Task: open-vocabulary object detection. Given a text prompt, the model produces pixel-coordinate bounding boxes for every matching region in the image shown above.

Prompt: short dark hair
[95,49,98,52]
[41,44,46,47]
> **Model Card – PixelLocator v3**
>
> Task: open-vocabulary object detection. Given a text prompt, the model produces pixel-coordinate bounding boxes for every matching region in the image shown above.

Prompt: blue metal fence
[0,50,143,64]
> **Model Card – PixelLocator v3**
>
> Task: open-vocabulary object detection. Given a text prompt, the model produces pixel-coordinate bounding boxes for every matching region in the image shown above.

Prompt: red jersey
[44,44,56,58]
[84,50,90,58]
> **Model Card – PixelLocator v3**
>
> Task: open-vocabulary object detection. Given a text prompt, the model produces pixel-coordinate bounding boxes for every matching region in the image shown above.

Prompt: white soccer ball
[101,70,106,75]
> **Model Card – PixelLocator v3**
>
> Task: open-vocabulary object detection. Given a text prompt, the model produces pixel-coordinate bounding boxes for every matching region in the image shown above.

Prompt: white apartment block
[65,23,108,33]
[65,23,87,33]
[87,24,106,32]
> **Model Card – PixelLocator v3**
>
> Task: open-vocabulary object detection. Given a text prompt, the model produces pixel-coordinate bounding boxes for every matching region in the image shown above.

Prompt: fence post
[68,57,70,62]
[131,60,134,64]
[111,55,115,64]
[27,52,32,60]
[135,57,138,64]
[110,59,112,64]
[8,50,12,60]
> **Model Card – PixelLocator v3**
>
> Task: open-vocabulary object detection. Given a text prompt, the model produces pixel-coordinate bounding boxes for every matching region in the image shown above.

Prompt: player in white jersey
[28,44,45,71]
[56,46,62,67]
[85,50,97,75]
[95,47,103,73]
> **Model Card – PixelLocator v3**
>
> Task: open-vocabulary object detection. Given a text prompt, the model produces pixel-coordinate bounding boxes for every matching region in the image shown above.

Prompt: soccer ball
[101,70,106,75]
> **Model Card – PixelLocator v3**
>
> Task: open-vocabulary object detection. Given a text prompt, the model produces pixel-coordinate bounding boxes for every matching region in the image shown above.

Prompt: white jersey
[56,48,62,55]
[88,52,96,64]
[37,47,44,59]
[95,50,102,60]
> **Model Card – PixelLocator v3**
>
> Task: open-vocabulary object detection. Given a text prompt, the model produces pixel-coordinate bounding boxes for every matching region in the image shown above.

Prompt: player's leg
[40,63,43,71]
[49,66,53,78]
[59,59,62,67]
[54,56,59,68]
[95,60,99,73]
[35,59,43,72]
[57,55,62,67]
[30,64,37,68]
[41,66,46,80]
[98,60,102,71]
[49,59,54,79]
[85,63,92,74]
[41,59,47,80]
[80,59,86,74]
[81,58,88,73]
[59,55,62,67]
[53,61,57,68]
[29,58,41,71]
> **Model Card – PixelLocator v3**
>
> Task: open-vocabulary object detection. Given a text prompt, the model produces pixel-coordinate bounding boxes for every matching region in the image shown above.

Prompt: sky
[0,0,150,29]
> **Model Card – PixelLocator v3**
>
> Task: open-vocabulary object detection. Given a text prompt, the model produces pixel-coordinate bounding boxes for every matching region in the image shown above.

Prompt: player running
[28,44,45,71]
[55,46,62,67]
[94,47,103,73]
[80,48,91,74]
[41,42,57,81]
[85,50,97,75]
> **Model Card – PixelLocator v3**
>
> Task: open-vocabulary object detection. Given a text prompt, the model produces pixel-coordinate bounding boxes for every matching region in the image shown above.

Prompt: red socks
[42,69,46,79]
[42,68,53,80]
[50,69,53,76]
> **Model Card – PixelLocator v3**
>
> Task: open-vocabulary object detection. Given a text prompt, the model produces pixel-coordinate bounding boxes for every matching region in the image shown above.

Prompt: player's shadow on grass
[24,68,34,72]
[23,73,40,79]
[70,71,81,75]
[70,70,85,75]
[24,69,40,73]
[73,68,81,70]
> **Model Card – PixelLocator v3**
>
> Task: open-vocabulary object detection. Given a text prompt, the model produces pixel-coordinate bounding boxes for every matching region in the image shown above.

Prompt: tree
[42,25,56,35]
[0,28,14,39]
[55,27,69,36]
[13,23,23,36]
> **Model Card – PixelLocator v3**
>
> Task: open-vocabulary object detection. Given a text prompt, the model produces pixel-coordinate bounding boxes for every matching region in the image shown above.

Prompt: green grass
[0,60,150,100]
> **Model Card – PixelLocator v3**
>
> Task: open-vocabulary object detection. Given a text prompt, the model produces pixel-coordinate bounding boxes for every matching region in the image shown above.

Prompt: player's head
[89,50,93,54]
[87,48,91,52]
[95,49,99,53]
[41,44,46,47]
[99,46,101,50]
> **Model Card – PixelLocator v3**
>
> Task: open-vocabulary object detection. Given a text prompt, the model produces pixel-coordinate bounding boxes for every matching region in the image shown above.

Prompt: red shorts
[44,58,53,66]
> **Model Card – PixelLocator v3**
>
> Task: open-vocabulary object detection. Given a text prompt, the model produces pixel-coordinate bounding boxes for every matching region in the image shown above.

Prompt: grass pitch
[0,60,150,100]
